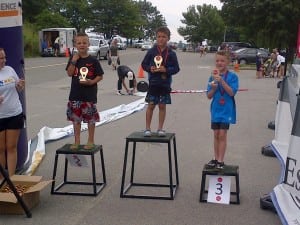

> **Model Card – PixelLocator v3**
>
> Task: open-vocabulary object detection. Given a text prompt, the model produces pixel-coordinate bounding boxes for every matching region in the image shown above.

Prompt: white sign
[0,0,22,28]
[207,175,231,204]
[66,154,88,168]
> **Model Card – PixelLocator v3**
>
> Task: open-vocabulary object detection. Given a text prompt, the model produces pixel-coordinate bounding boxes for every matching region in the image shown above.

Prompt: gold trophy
[154,56,163,68]
[80,67,88,81]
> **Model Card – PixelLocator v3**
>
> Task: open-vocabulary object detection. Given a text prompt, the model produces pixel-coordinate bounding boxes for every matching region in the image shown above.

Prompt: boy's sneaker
[157,130,166,137]
[216,161,225,170]
[206,159,217,168]
[144,130,151,137]
[117,90,125,95]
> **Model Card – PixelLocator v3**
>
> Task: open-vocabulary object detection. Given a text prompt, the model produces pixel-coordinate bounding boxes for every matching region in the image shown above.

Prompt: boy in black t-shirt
[66,33,104,150]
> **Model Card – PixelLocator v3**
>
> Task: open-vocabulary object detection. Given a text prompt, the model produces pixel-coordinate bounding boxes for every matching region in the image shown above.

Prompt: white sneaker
[144,130,151,137]
[157,130,166,137]
[117,90,125,95]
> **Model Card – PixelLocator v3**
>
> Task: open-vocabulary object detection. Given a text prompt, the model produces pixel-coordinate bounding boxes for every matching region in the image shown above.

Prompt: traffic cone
[138,66,145,78]
[65,48,70,58]
[234,60,240,73]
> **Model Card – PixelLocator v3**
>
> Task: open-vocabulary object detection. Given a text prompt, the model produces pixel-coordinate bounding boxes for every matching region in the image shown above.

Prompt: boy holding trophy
[66,33,104,150]
[141,26,180,137]
[206,50,239,169]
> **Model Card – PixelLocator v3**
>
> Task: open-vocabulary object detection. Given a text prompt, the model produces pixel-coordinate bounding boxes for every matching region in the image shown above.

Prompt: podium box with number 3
[199,164,240,204]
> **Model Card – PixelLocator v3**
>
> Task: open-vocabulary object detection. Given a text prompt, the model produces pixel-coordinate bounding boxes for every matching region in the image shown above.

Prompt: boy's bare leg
[73,122,81,145]
[87,123,95,144]
[216,129,227,162]
[213,130,220,160]
[146,104,155,130]
[158,104,166,130]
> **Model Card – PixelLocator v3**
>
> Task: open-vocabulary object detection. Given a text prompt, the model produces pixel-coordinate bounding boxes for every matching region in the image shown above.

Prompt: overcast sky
[148,0,223,42]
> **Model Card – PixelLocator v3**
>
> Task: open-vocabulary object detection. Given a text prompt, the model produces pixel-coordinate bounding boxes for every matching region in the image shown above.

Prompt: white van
[39,28,77,56]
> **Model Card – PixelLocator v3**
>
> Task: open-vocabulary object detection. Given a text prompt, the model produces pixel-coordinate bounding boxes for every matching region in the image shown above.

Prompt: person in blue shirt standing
[141,26,180,137]
[206,50,239,169]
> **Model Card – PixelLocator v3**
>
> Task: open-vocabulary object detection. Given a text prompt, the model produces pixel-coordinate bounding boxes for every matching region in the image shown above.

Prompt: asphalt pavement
[1,49,282,225]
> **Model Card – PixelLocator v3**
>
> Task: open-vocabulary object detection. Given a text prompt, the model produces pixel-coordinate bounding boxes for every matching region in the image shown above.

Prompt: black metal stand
[51,144,106,196]
[0,165,32,218]
[199,164,240,204]
[120,131,179,200]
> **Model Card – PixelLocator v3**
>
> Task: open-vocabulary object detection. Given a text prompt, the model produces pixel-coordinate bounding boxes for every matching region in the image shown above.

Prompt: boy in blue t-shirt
[206,50,239,169]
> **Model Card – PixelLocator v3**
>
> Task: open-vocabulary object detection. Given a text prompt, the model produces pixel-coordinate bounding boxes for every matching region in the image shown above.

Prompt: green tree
[22,0,49,23]
[135,0,167,40]
[47,0,91,32]
[220,0,300,53]
[178,4,225,44]
[34,10,71,31]
[89,0,143,38]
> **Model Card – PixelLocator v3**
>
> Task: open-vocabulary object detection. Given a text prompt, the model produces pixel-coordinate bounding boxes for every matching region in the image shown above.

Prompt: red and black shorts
[67,101,100,124]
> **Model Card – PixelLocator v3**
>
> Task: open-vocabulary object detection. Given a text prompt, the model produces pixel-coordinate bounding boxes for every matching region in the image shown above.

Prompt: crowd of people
[257,48,286,79]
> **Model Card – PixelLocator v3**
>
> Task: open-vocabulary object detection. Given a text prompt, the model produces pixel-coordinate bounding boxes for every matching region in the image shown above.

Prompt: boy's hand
[79,79,93,86]
[150,65,166,73]
[72,53,80,62]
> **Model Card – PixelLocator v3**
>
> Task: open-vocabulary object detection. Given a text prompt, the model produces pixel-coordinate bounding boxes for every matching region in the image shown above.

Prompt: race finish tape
[171,89,248,93]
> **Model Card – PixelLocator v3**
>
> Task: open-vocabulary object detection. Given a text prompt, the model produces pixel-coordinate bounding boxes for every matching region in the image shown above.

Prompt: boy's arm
[66,54,80,76]
[166,51,180,75]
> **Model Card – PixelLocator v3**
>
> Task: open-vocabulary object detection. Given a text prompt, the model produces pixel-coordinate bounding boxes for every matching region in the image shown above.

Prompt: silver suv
[88,38,109,60]
[73,38,109,60]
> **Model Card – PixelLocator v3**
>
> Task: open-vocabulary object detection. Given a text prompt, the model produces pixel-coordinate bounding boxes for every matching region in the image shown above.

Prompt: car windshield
[89,39,100,46]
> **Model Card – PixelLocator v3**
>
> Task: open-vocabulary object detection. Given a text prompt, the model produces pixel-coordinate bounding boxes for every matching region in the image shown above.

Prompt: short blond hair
[216,50,230,61]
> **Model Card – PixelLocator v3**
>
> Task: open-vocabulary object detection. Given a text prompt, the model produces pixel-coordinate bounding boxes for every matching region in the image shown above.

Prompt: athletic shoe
[117,90,125,95]
[144,130,151,137]
[216,161,225,170]
[206,159,217,168]
[157,130,166,137]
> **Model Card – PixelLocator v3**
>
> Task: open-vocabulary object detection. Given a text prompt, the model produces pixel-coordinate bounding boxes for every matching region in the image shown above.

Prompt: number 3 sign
[207,175,231,204]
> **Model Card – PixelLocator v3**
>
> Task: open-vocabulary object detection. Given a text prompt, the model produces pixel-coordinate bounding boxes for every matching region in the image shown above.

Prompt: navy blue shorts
[0,113,25,131]
[211,122,230,130]
[145,85,171,105]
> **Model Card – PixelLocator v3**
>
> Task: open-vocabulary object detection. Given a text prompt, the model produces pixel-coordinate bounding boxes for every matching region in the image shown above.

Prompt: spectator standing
[0,48,25,178]
[109,39,119,70]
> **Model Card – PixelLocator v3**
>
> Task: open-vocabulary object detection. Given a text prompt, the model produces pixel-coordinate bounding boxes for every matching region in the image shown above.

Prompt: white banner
[271,71,300,225]
[0,0,22,28]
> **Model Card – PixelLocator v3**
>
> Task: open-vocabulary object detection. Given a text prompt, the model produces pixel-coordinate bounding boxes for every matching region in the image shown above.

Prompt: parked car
[141,41,153,51]
[220,41,256,51]
[134,40,144,48]
[73,38,109,60]
[231,48,270,64]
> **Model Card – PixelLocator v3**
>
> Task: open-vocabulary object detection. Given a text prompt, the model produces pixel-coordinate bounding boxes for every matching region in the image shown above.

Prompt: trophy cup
[80,67,88,81]
[154,56,163,68]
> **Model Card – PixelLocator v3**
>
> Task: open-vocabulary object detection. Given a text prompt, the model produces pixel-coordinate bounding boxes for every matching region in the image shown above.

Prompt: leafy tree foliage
[22,0,50,23]
[178,4,224,44]
[220,0,300,51]
[89,0,144,38]
[34,10,71,31]
[135,0,167,40]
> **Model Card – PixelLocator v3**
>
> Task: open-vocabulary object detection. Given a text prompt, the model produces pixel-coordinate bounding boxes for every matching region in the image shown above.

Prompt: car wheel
[104,51,108,60]
[239,59,247,64]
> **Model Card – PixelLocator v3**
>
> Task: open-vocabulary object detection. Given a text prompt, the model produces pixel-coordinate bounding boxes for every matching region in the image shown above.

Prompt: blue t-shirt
[206,70,239,124]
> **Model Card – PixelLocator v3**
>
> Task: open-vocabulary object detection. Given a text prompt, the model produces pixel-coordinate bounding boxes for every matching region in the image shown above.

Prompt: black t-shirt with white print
[68,55,104,103]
